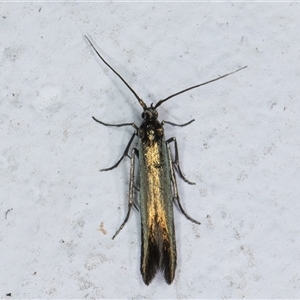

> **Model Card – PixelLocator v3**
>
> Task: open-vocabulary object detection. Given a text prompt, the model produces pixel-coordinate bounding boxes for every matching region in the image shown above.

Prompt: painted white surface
[1,2,300,298]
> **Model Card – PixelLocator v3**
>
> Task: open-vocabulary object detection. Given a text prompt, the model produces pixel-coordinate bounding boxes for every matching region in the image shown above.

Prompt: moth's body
[138,110,176,284]
[85,35,246,285]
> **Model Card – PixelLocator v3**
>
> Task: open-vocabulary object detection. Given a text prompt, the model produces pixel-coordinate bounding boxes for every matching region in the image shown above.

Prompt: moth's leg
[132,186,140,211]
[92,116,139,171]
[101,131,138,171]
[112,148,139,239]
[166,137,195,185]
[92,116,139,130]
[167,143,201,225]
[162,119,194,127]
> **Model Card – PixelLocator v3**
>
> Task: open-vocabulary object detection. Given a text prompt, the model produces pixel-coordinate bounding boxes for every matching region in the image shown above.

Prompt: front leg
[93,116,139,171]
[100,131,138,171]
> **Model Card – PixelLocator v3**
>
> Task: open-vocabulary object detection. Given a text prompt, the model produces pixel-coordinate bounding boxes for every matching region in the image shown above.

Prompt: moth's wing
[140,224,159,285]
[140,221,176,285]
[139,136,176,285]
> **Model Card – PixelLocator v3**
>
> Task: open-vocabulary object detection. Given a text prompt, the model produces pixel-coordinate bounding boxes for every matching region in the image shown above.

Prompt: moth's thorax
[139,107,164,144]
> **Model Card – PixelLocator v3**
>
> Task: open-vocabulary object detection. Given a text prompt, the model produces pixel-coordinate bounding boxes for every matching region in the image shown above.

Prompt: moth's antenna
[85,35,147,109]
[155,66,247,109]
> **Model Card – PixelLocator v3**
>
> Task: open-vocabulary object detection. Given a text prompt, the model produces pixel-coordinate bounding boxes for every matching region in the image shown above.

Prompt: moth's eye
[141,112,145,119]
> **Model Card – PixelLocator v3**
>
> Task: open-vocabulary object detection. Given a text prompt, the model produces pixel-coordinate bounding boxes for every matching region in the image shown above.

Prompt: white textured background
[1,2,300,298]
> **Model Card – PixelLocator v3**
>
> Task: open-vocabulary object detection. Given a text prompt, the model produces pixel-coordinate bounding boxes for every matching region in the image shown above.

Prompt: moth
[86,36,246,285]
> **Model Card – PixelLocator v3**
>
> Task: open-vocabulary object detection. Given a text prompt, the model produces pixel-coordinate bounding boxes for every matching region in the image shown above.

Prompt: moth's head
[141,103,158,122]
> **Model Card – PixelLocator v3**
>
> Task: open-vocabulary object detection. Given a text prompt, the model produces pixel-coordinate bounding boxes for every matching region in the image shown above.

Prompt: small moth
[86,36,246,285]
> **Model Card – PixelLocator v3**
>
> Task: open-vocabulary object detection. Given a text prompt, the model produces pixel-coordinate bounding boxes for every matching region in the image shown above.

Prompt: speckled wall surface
[1,2,299,298]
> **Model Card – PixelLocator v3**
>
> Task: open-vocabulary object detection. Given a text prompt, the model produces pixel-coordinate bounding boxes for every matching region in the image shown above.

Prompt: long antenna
[155,66,247,109]
[85,35,147,109]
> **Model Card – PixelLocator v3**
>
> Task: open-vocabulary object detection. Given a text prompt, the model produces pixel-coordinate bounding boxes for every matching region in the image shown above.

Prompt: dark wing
[141,220,176,285]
